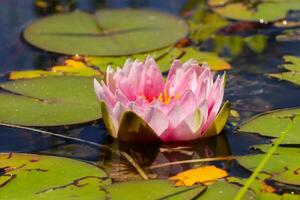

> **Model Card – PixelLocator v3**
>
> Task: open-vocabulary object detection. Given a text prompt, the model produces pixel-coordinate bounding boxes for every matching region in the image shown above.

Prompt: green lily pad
[276,29,300,42]
[237,145,300,186]
[238,108,300,144]
[85,47,173,72]
[188,7,229,43]
[0,76,101,126]
[23,9,188,56]
[104,179,205,200]
[269,55,300,86]
[0,153,111,199]
[258,193,300,200]
[195,181,255,200]
[213,35,267,57]
[210,0,300,22]
[86,47,232,72]
[227,175,300,199]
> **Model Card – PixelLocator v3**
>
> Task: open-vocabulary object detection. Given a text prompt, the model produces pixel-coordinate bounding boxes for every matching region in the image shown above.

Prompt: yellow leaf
[9,70,59,80]
[260,181,276,193]
[170,165,228,186]
[9,59,102,80]
[230,109,240,118]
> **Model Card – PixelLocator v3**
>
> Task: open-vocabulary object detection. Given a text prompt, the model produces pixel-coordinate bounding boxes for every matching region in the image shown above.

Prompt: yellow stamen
[157,89,181,105]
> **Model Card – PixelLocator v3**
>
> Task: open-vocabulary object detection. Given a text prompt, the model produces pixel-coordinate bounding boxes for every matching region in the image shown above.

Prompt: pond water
[0,0,300,194]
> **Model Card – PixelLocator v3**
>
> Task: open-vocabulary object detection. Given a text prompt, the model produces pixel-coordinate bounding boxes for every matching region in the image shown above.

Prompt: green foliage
[87,47,232,72]
[23,10,188,56]
[0,153,111,199]
[196,181,255,200]
[210,0,300,22]
[237,145,300,186]
[238,108,300,144]
[213,35,267,56]
[0,77,101,126]
[104,180,205,200]
[269,55,300,86]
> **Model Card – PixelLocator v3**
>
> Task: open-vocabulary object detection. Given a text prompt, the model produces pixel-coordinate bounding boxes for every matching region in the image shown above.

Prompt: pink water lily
[94,56,230,143]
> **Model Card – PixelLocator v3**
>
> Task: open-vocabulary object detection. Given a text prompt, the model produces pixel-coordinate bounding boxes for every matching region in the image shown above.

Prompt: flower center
[157,89,180,105]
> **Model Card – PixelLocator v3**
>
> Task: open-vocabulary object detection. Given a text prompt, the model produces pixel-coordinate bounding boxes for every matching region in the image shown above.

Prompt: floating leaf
[0,153,110,199]
[238,108,300,144]
[210,0,300,22]
[188,5,229,43]
[87,47,232,72]
[195,181,255,200]
[85,47,173,72]
[276,29,300,42]
[213,35,267,57]
[9,59,102,80]
[237,145,300,186]
[104,180,205,200]
[0,76,101,126]
[170,165,228,186]
[23,9,188,56]
[269,55,300,86]
[227,175,299,199]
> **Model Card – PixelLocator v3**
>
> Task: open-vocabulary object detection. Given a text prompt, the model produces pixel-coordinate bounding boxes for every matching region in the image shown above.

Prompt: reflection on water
[0,0,300,180]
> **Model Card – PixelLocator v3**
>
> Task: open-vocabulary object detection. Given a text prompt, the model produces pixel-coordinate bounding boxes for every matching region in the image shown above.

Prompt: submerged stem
[148,155,239,169]
[234,119,295,200]
[0,122,148,180]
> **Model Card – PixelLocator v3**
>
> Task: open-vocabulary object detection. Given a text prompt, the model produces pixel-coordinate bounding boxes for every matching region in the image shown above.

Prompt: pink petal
[161,109,202,142]
[111,101,126,132]
[203,74,225,132]
[138,57,164,101]
[122,59,133,75]
[144,107,169,136]
[94,78,103,101]
[167,64,200,97]
[166,59,182,82]
[115,73,136,101]
[106,66,116,93]
[127,60,144,94]
[94,79,115,107]
[115,89,130,106]
[175,90,197,116]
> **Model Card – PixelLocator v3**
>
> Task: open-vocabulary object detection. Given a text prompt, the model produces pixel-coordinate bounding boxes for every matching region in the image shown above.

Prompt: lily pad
[237,145,300,186]
[227,175,300,199]
[238,108,300,144]
[0,76,101,126]
[10,47,231,79]
[195,181,255,200]
[23,9,188,56]
[0,153,111,199]
[210,0,300,22]
[276,29,300,42]
[87,47,232,72]
[104,179,205,200]
[269,55,300,86]
[213,35,267,57]
[188,9,229,43]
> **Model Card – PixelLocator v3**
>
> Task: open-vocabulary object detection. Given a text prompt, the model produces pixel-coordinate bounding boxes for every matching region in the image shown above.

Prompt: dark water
[0,0,300,179]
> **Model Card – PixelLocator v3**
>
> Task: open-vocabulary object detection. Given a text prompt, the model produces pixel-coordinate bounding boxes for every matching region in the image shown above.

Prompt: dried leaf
[170,165,228,186]
[9,59,102,80]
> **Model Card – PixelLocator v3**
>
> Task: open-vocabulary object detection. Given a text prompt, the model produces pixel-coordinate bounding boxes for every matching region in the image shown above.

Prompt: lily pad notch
[23,9,189,56]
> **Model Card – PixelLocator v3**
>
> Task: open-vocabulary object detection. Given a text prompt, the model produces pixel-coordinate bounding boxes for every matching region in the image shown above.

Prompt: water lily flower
[94,56,230,143]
